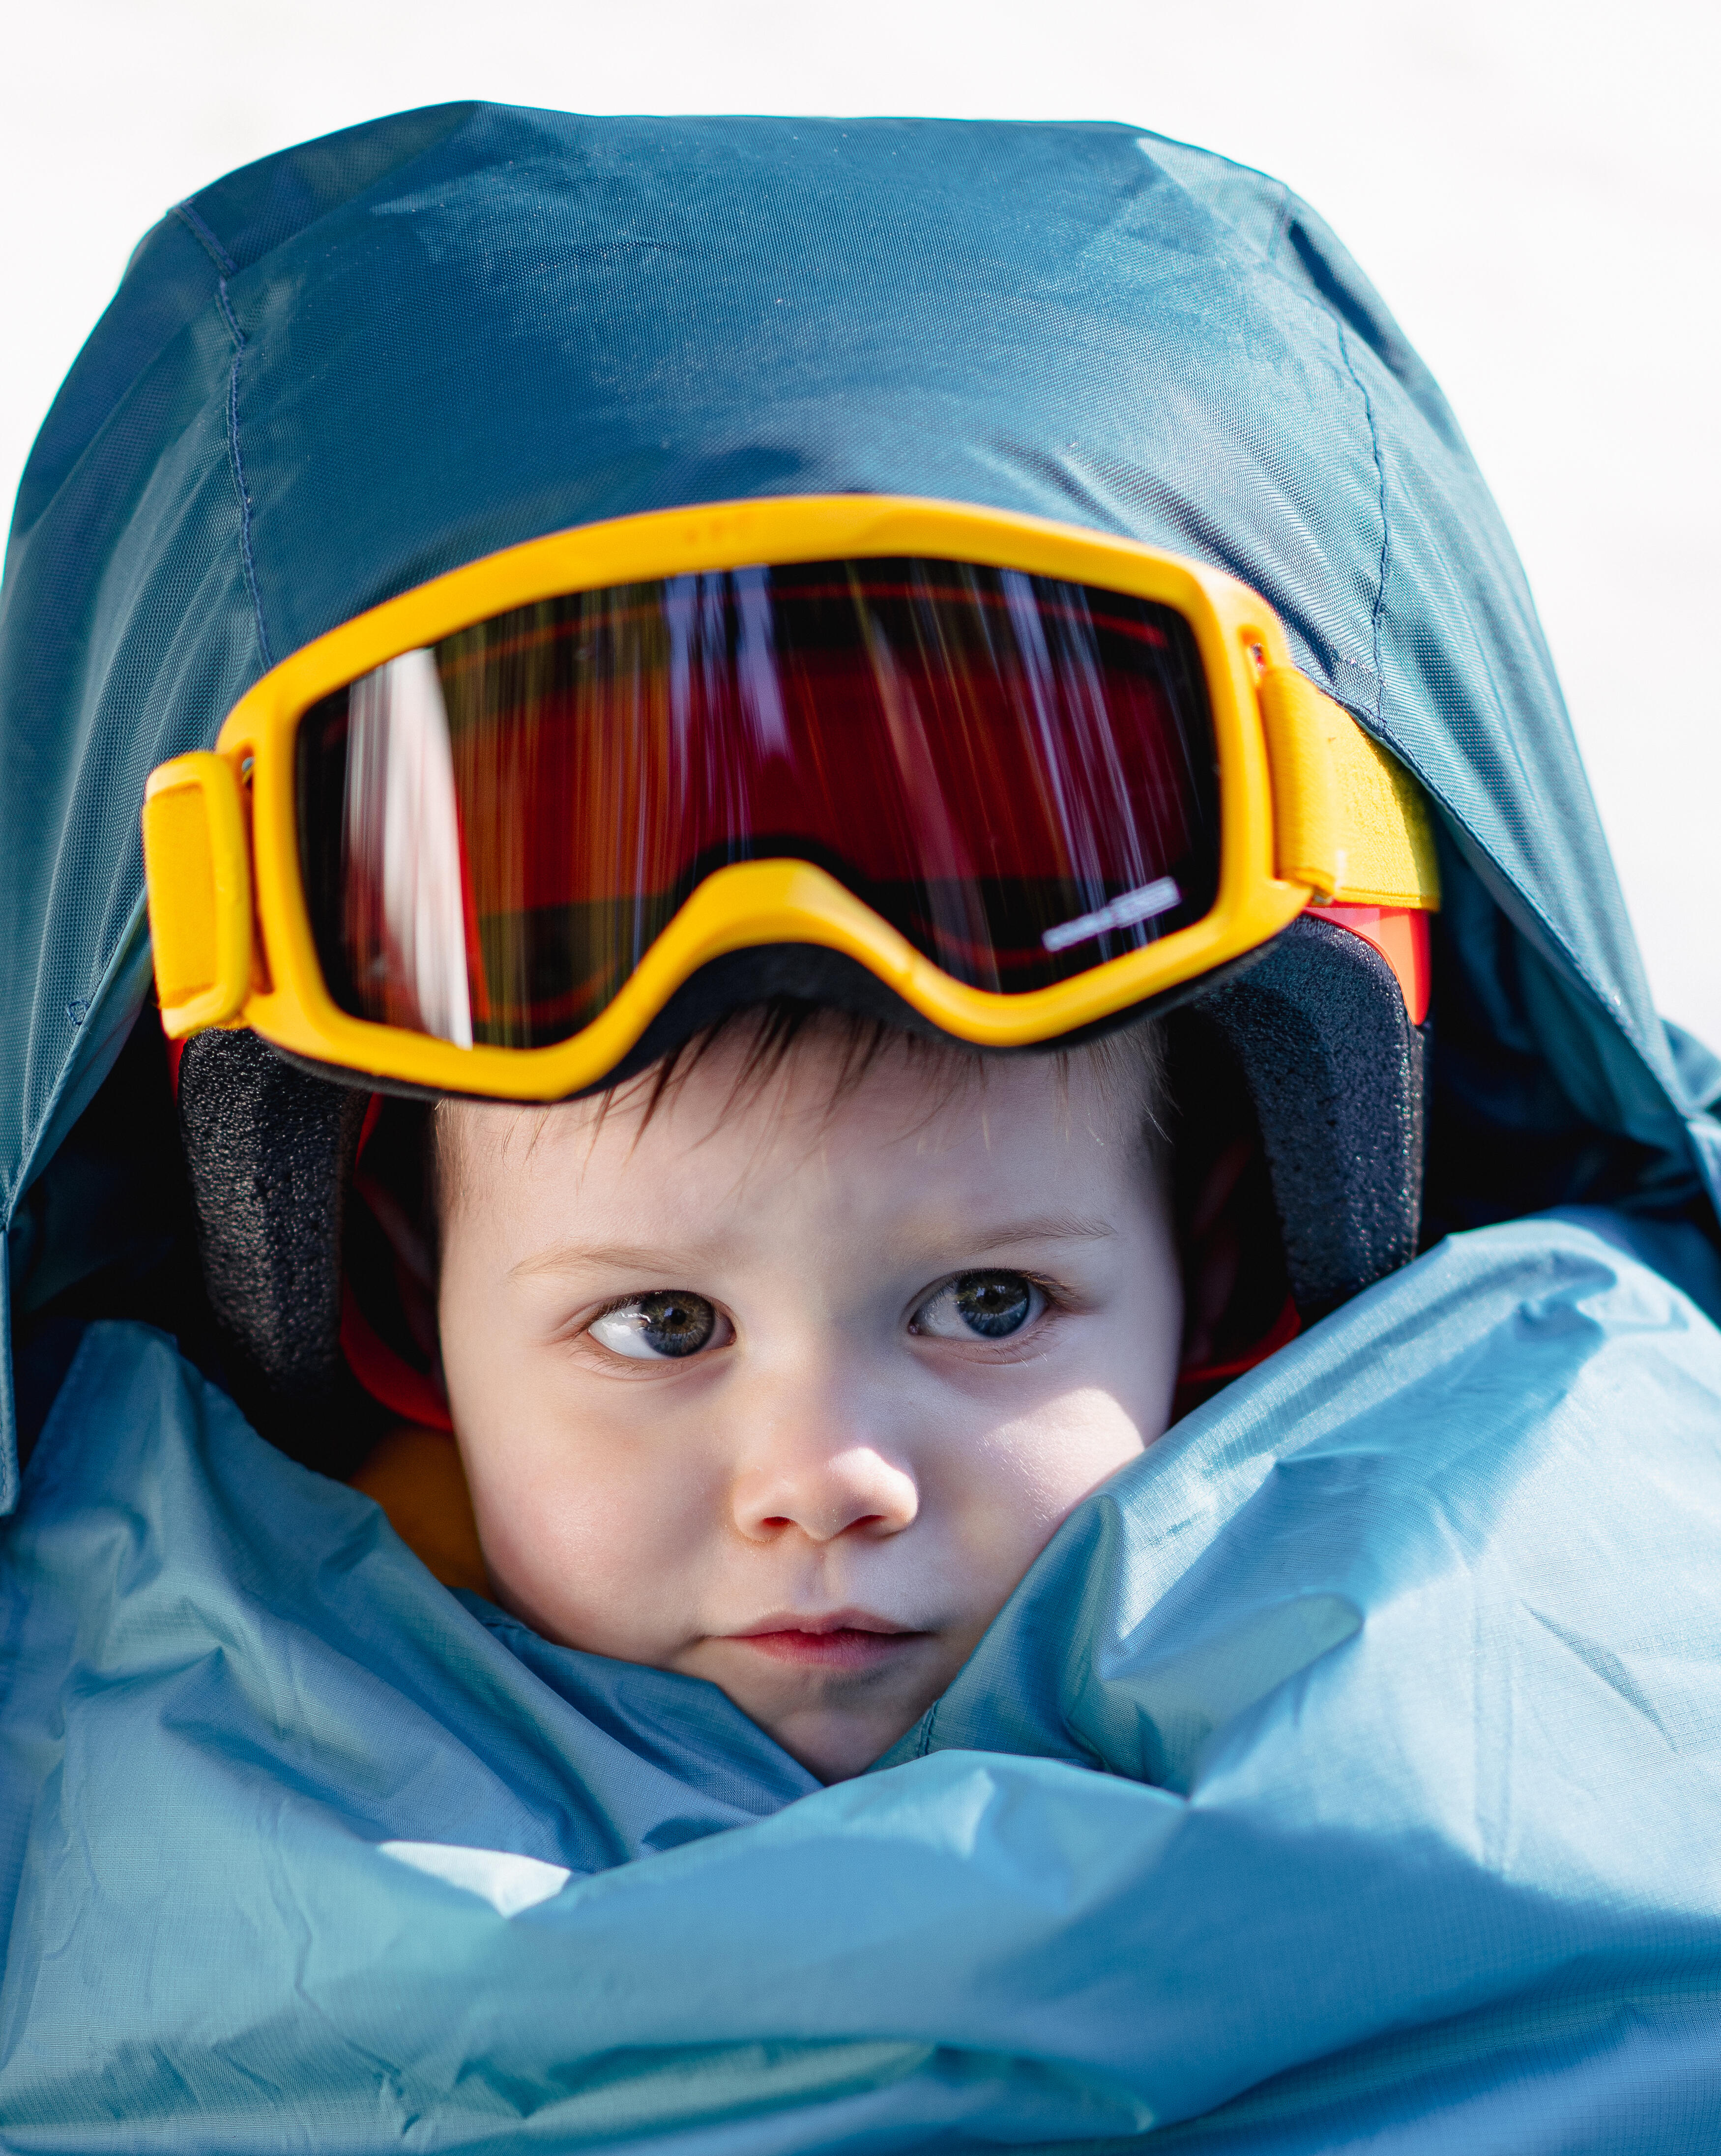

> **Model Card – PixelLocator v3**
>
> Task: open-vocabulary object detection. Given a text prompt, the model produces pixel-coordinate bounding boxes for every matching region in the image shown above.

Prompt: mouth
[723,1609,929,1671]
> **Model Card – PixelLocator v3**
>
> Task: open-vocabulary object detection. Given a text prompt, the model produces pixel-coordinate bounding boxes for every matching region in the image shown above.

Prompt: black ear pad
[176,1027,380,1475]
[1187,914,1429,1321]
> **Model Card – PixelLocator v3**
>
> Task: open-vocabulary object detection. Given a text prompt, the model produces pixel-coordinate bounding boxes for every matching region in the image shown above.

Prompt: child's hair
[427,1000,1169,1238]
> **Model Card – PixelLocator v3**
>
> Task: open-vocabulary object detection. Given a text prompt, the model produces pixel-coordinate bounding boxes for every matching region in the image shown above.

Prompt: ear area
[343,1100,454,1433]
[1192,914,1430,1320]
[175,1027,379,1475]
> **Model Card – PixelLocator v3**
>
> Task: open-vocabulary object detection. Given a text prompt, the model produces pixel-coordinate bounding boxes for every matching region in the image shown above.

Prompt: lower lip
[731,1630,922,1671]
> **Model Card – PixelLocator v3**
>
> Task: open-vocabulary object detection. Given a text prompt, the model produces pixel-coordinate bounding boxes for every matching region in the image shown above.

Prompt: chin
[756,1695,922,1783]
[782,1728,894,1783]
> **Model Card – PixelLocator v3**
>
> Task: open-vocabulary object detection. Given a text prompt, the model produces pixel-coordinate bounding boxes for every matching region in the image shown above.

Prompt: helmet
[150,501,1439,1470]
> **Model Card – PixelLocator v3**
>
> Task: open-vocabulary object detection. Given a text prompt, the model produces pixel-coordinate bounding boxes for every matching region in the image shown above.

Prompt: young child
[5,102,1721,2155]
[431,1012,1180,1783]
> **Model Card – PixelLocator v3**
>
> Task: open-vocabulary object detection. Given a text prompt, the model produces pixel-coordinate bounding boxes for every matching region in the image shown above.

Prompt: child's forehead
[438,1026,1158,1201]
[434,1052,1174,1300]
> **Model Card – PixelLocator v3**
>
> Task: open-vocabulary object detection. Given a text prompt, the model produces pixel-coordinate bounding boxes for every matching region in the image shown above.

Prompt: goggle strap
[1259,668,1441,910]
[143,751,256,1036]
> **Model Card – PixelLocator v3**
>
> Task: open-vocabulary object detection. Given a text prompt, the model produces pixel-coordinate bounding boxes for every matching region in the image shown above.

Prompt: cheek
[438,1261,719,1659]
[461,1416,722,1659]
[998,1388,1148,1519]
[921,1387,1148,1593]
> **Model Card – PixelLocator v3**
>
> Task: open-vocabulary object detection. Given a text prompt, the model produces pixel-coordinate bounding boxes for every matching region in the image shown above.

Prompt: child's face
[436,1033,1182,1781]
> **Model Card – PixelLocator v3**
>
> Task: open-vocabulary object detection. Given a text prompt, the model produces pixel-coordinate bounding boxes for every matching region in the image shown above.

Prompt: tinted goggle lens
[295,558,1222,1049]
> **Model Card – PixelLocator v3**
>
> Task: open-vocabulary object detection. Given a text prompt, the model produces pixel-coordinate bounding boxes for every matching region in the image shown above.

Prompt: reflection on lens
[298,559,1220,1048]
[339,650,473,1048]
[1041,875,1182,954]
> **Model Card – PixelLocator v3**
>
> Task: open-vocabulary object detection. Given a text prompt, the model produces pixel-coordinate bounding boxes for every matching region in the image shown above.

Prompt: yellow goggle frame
[141,494,1439,1101]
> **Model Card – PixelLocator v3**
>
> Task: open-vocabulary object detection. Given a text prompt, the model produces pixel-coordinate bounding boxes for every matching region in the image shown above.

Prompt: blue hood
[2,107,1721,2149]
[2,106,1718,1507]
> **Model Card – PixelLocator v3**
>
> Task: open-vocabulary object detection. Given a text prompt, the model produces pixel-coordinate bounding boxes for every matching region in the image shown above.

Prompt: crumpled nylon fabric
[3,105,1721,2149]
[4,1211,1721,2150]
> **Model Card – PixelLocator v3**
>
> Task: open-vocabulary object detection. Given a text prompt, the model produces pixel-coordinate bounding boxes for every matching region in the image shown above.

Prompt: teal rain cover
[3,106,1721,2149]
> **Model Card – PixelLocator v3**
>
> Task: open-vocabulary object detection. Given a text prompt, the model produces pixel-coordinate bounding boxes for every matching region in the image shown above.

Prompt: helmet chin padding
[1181,913,1429,1321]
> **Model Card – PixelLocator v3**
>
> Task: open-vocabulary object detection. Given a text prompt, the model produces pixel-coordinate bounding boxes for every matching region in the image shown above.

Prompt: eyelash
[576,1270,1069,1365]
[910,1270,1063,1344]
[583,1290,729,1363]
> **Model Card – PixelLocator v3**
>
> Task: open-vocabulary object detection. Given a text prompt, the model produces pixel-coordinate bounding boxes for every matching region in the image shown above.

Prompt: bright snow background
[5,0,1715,1044]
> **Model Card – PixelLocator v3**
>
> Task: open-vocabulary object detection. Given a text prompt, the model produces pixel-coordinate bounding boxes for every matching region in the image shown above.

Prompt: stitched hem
[174,199,236,278]
[1332,318,1390,722]
[173,203,272,670]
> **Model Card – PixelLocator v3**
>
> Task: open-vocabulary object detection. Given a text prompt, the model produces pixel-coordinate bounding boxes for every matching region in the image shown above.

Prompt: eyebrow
[510,1239,717,1281]
[509,1214,1116,1282]
[957,1213,1118,1252]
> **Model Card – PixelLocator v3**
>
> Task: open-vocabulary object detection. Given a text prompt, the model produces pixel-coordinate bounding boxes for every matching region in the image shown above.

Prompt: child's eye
[911,1271,1044,1341]
[588,1291,723,1360]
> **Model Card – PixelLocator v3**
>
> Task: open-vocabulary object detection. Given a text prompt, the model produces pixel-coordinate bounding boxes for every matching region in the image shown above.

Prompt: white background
[5,0,1716,1047]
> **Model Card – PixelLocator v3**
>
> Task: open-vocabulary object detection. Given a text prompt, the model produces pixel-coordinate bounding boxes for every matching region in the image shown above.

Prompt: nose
[730,1411,920,1547]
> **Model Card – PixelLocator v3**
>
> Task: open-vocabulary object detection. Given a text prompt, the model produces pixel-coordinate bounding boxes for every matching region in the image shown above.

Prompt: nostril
[752,1510,893,1542]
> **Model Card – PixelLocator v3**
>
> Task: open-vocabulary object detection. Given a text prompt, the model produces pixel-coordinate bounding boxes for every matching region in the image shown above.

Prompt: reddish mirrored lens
[297,558,1221,1048]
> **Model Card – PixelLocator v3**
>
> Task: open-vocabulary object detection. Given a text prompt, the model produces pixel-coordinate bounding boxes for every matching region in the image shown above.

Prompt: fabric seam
[1318,426,1677,1131]
[172,204,273,670]
[1331,318,1390,720]
[1263,177,1292,268]
[173,200,237,278]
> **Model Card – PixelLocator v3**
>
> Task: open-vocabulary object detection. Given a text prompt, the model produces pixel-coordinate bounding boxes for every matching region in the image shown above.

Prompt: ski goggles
[142,495,1440,1100]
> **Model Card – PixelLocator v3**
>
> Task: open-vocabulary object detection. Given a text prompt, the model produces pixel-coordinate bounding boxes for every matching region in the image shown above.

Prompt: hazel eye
[912,1271,1043,1341]
[588,1291,723,1360]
